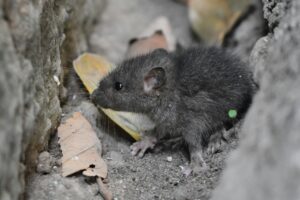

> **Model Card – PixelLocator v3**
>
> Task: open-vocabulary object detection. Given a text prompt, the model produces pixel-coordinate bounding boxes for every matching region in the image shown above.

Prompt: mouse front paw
[190,150,208,174]
[206,130,227,155]
[181,150,208,177]
[130,136,157,158]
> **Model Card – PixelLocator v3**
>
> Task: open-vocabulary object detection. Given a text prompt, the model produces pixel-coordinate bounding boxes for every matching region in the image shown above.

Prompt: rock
[26,174,103,200]
[249,35,271,83]
[0,0,105,199]
[212,1,300,200]
[36,151,55,174]
[262,0,290,29]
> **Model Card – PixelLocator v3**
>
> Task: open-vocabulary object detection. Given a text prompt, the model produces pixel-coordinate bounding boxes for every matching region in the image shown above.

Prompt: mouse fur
[91,46,255,169]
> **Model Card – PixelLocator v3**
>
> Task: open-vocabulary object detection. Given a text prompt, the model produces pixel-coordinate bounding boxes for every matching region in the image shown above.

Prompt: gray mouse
[91,46,255,171]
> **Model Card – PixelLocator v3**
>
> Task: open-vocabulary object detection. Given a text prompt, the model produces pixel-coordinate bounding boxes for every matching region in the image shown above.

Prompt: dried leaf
[58,112,107,178]
[125,17,176,58]
[188,0,250,45]
[125,31,169,58]
[73,53,115,94]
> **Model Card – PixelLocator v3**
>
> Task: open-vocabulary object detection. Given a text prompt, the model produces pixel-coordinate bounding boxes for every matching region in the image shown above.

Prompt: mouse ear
[128,37,138,45]
[143,67,166,93]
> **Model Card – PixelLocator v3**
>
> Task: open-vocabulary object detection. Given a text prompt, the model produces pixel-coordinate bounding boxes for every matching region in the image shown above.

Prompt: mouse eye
[114,82,123,91]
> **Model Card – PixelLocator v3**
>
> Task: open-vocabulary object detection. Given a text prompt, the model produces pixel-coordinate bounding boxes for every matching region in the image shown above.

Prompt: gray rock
[0,15,23,200]
[0,0,105,199]
[212,1,300,200]
[249,35,271,83]
[26,174,103,200]
[36,151,55,174]
[262,0,290,29]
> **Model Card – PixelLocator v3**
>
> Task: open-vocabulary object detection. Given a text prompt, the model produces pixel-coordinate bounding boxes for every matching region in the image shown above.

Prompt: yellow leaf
[73,53,114,94]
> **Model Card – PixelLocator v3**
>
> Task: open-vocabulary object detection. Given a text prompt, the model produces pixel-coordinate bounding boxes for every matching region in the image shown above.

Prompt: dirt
[25,0,264,199]
[103,136,238,200]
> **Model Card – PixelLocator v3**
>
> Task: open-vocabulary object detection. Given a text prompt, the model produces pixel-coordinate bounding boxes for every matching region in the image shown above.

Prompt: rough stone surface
[36,151,55,174]
[26,174,102,200]
[212,0,300,199]
[0,0,105,199]
[249,35,271,82]
[262,0,290,29]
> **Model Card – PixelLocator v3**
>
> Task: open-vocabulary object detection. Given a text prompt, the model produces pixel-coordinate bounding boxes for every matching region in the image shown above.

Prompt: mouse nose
[90,91,98,104]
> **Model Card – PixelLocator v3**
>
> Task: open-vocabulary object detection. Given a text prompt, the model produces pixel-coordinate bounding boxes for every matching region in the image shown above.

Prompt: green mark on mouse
[228,109,237,119]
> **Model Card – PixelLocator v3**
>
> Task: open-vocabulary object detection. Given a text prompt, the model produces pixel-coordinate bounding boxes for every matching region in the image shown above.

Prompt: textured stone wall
[212,0,300,199]
[0,0,105,199]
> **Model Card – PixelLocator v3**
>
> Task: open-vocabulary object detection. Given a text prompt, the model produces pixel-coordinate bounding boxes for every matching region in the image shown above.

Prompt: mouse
[91,46,255,172]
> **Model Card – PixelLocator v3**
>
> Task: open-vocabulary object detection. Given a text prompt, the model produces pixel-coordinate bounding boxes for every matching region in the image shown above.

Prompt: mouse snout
[90,90,101,104]
[90,89,110,108]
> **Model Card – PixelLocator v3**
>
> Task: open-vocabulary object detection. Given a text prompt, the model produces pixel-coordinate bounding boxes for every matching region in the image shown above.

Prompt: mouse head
[91,49,174,113]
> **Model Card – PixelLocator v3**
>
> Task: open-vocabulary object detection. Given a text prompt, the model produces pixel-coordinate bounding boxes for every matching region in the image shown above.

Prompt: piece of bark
[97,177,113,200]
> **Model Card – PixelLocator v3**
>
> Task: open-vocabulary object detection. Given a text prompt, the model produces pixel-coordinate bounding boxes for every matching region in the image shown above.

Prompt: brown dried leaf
[58,112,107,178]
[140,16,176,51]
[125,16,176,58]
[188,0,251,45]
[125,31,169,59]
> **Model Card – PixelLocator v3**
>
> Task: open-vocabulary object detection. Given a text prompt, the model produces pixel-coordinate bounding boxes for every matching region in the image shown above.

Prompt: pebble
[166,156,173,162]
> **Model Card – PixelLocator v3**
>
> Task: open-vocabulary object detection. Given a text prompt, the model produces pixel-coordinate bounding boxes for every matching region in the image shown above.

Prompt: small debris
[166,156,173,162]
[179,165,193,177]
[72,95,77,100]
[53,75,60,86]
[97,177,113,200]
